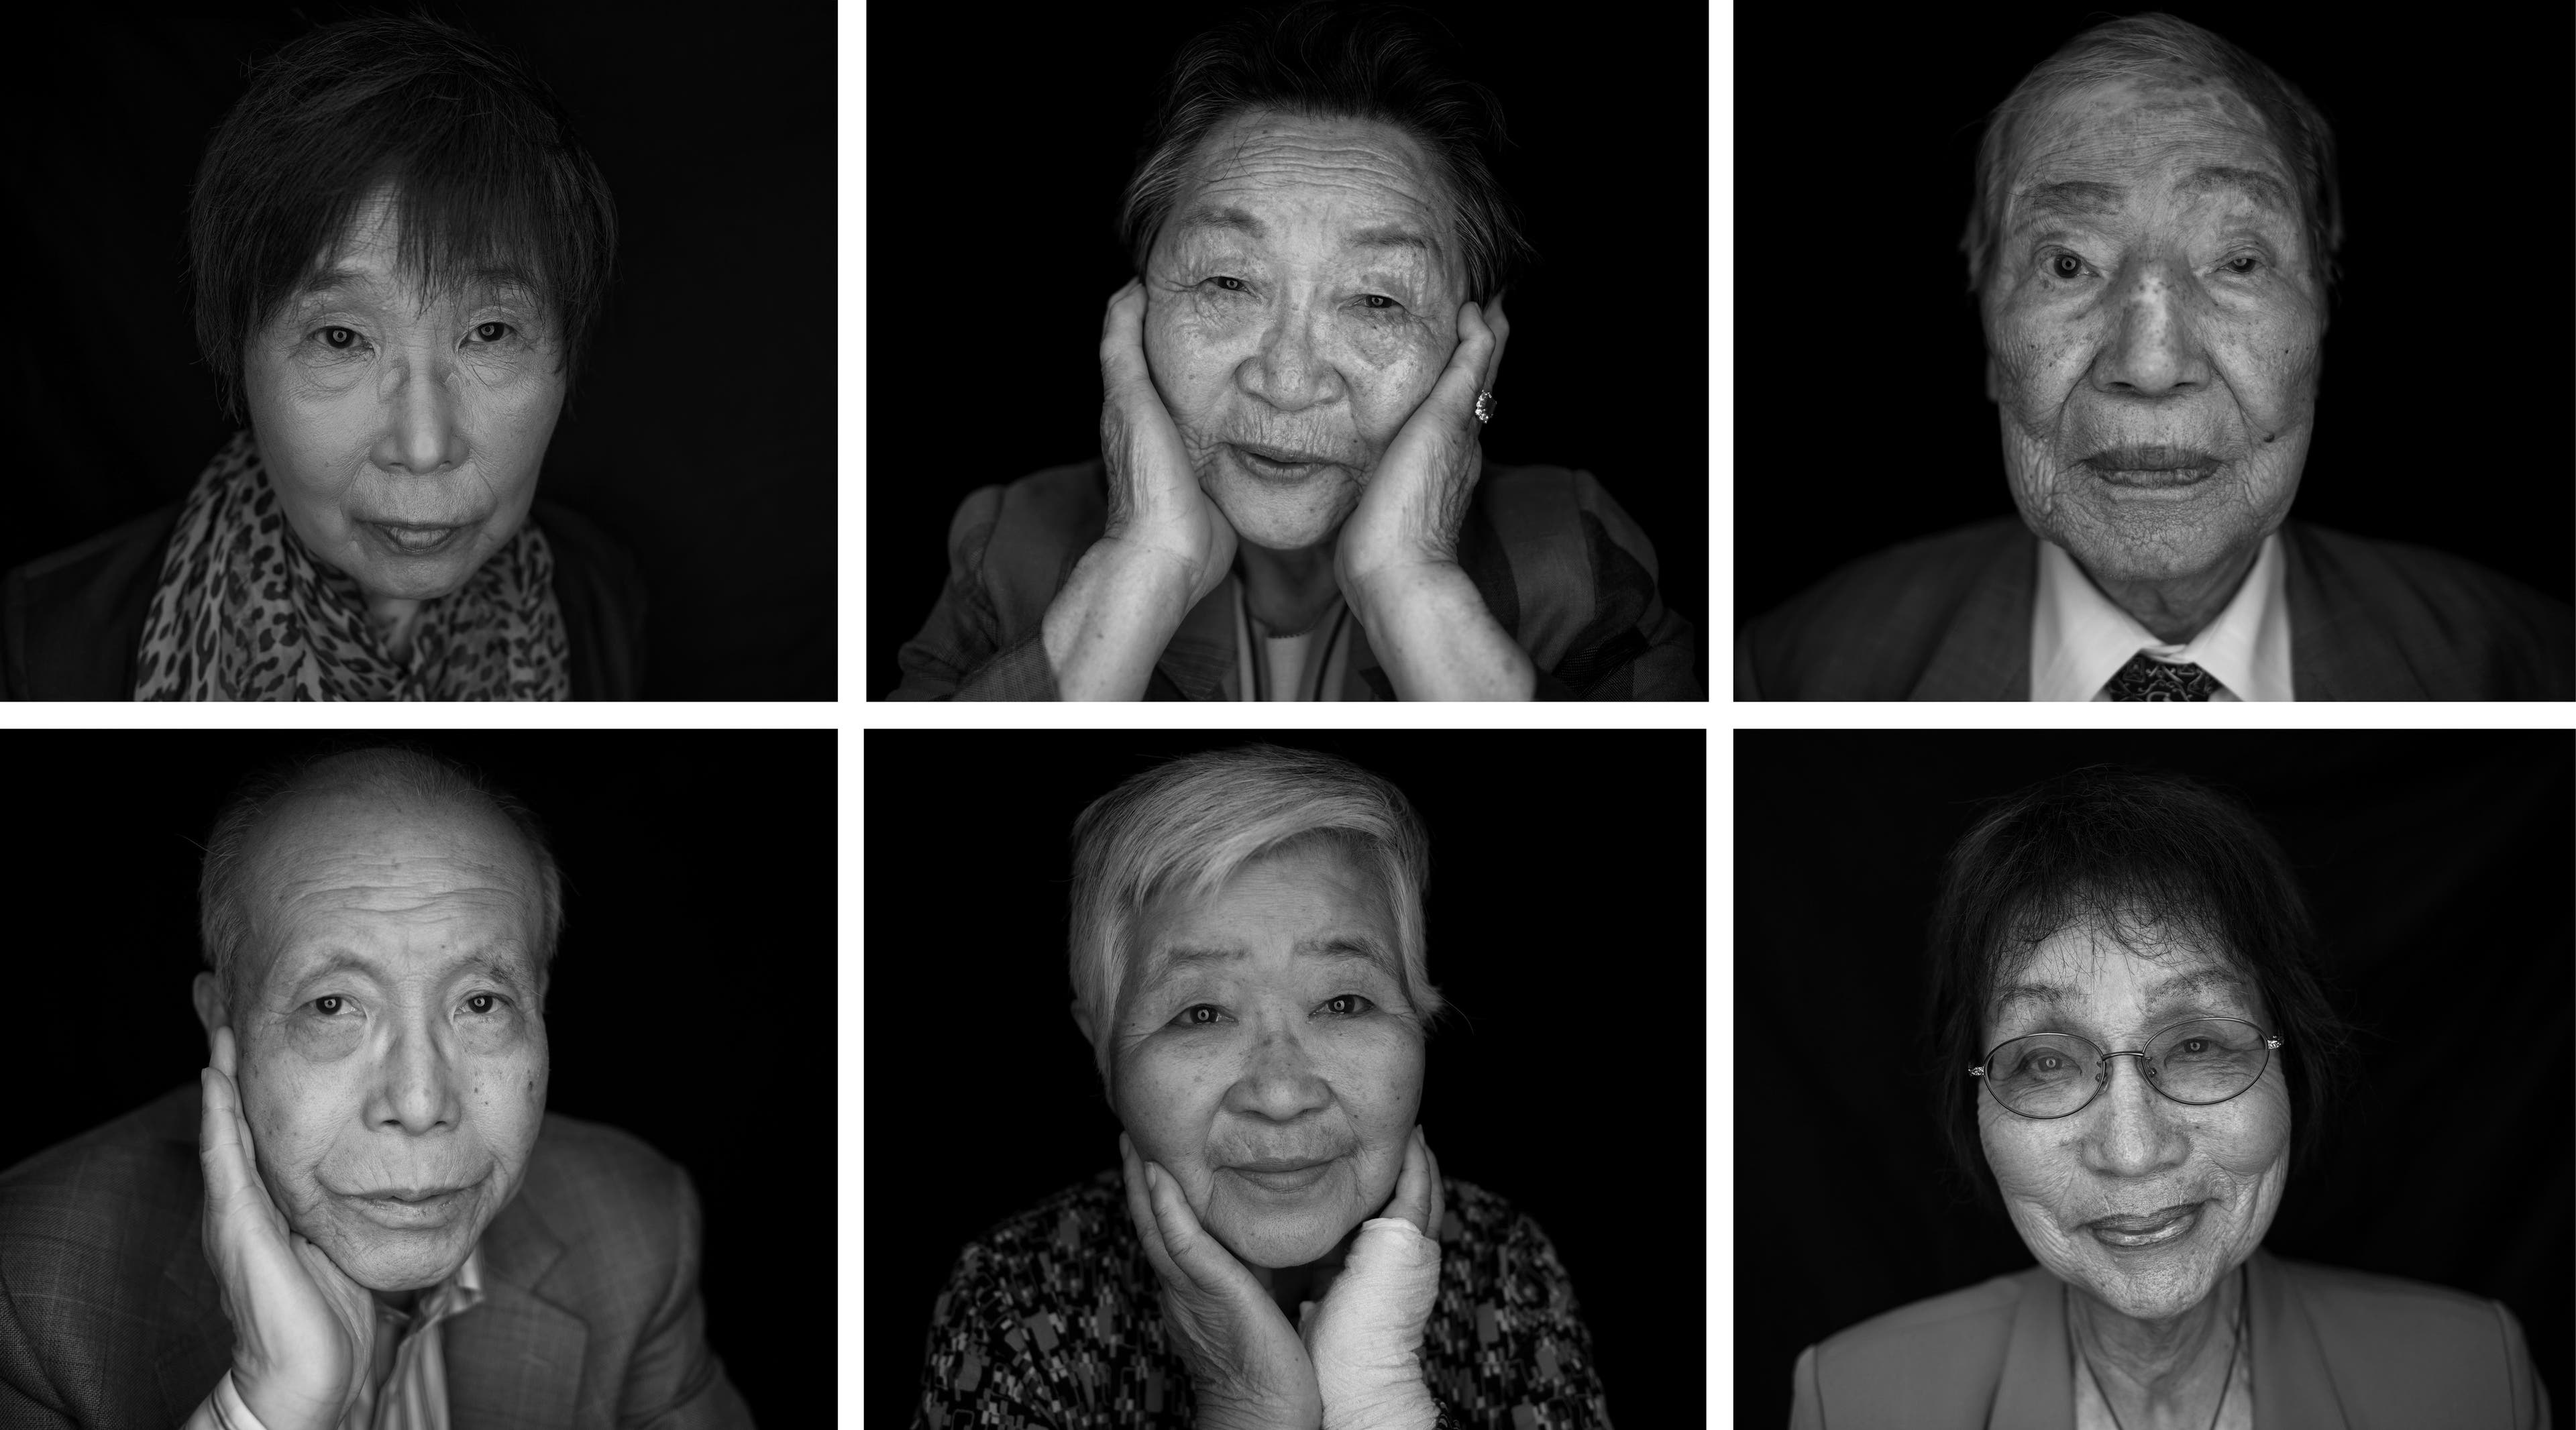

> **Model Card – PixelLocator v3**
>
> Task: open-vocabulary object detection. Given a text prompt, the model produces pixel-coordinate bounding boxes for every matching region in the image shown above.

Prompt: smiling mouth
[346,1185,474,1228]
[2081,445,2221,488]
[364,521,468,555]
[2086,1201,2204,1248]
[1226,1158,1336,1194]
[1230,443,1338,482]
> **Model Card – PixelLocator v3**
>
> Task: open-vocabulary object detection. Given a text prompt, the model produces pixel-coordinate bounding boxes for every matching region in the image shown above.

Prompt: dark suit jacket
[1737,518,2575,700]
[1791,1249,2549,1429]
[891,459,1703,700]
[0,1085,753,1429]
[0,500,649,700]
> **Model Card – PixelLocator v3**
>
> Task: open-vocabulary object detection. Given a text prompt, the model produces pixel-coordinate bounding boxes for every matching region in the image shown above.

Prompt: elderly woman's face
[242,189,565,606]
[229,789,550,1292]
[1982,73,2326,588]
[1142,109,1470,551]
[1978,922,2290,1323]
[1108,843,1426,1268]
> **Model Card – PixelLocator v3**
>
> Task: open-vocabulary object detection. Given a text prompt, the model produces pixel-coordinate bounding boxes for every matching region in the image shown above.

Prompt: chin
[1207,471,1360,551]
[1212,1207,1358,1269]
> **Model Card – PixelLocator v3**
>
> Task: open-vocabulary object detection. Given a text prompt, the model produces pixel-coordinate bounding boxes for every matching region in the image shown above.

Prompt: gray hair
[1960,13,2342,305]
[200,745,564,1009]
[1069,744,1444,1083]
[1115,1,1536,305]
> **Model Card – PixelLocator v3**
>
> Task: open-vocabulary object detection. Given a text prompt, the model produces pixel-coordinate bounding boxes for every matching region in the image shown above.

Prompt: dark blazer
[0,1085,753,1429]
[1792,1249,2549,1429]
[0,500,648,700]
[1737,518,2575,700]
[892,460,1702,700]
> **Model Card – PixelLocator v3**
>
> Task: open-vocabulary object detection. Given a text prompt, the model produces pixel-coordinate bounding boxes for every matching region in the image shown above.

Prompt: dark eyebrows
[1995,967,2251,1022]
[2175,164,2294,217]
[279,948,533,999]
[2014,179,2126,225]
[1173,205,1267,242]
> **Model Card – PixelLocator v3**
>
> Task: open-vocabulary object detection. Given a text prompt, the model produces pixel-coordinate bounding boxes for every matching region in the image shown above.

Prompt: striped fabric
[205,1248,486,1430]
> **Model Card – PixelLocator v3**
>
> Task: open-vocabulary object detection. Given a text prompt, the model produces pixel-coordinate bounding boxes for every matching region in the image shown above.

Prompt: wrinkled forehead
[2006,72,2293,208]
[245,790,540,958]
[1987,914,2261,1036]
[1161,109,1460,274]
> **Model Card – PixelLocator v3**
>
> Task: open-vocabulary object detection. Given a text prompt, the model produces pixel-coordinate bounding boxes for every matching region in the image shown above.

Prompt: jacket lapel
[152,1217,236,1426]
[1153,578,1242,700]
[443,1190,592,1429]
[2280,522,2433,700]
[2247,1248,2353,1430]
[1986,1268,2071,1430]
[1910,529,2036,700]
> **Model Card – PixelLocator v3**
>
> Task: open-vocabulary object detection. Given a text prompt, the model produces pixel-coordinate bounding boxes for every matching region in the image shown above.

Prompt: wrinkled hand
[1099,278,1239,610]
[1335,296,1509,612]
[1120,1134,1322,1430]
[1299,1128,1444,1430]
[201,1026,378,1430]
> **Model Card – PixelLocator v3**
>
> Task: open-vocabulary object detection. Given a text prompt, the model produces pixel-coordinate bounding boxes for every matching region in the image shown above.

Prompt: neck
[1235,539,1342,635]
[2077,539,2262,645]
[2071,1266,2241,1426]
[366,595,424,663]
[370,1286,421,1313]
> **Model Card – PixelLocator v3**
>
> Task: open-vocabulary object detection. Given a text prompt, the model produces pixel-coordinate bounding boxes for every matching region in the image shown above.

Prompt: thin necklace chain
[2073,1262,2246,1430]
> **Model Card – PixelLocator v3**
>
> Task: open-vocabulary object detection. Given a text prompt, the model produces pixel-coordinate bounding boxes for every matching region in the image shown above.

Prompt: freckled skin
[241,184,566,625]
[201,787,550,1297]
[1091,846,1424,1271]
[1978,924,2289,1334]
[1142,111,1467,552]
[1984,74,2326,632]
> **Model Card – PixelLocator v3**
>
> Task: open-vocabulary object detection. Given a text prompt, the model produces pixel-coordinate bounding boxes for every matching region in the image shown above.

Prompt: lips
[363,520,470,556]
[346,1184,474,1229]
[2086,1201,2204,1248]
[2080,444,2222,488]
[1225,1156,1338,1195]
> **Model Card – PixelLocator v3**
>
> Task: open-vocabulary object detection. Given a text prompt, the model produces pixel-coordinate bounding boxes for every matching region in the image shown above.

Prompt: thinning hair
[189,12,619,423]
[1959,12,2341,307]
[1069,744,1445,1083]
[1116,0,1536,305]
[1924,767,2356,1217]
[200,744,564,1011]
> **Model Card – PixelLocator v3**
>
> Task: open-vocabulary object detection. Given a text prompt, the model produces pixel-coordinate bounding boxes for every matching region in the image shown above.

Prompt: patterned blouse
[912,1172,1615,1430]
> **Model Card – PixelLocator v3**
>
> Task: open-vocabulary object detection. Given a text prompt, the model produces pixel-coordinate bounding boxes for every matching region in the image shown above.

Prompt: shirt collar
[380,1244,486,1333]
[2031,533,2292,701]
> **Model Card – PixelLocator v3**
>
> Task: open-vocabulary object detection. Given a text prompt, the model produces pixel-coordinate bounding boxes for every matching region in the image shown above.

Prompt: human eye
[468,320,519,345]
[2039,248,2093,282]
[309,994,356,1017]
[1359,293,1401,311]
[2218,252,2263,277]
[1206,275,1250,294]
[305,324,370,357]
[1171,1003,1228,1028]
[463,991,508,1017]
[1319,993,1377,1018]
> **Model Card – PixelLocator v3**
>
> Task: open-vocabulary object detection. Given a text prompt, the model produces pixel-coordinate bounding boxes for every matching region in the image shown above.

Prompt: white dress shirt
[1232,580,1356,701]
[2031,533,2293,701]
[201,1247,486,1430]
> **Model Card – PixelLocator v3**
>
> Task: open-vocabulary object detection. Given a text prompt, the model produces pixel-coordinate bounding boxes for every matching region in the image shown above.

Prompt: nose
[1222,1020,1334,1125]
[368,348,470,478]
[2080,1052,2190,1178]
[1237,302,1346,415]
[366,1022,464,1135]
[2089,255,2212,398]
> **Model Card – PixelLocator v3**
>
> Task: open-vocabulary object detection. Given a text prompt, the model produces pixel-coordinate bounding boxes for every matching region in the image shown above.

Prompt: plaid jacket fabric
[0,1085,753,1429]
[890,461,1700,700]
[912,1172,1614,1430]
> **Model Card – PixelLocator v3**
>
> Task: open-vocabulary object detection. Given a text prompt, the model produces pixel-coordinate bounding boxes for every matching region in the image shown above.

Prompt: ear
[191,971,231,1055]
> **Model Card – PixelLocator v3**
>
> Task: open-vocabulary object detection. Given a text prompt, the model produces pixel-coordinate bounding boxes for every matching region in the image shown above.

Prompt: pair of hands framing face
[197,1026,380,1430]
[1042,279,1525,700]
[1120,1125,1447,1430]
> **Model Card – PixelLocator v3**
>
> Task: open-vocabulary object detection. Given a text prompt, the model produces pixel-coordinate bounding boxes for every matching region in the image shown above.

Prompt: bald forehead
[246,783,539,914]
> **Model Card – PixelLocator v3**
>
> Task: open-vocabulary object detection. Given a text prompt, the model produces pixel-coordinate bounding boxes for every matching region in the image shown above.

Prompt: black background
[865,3,1712,697]
[0,5,835,698]
[0,731,833,1421]
[864,730,1706,1427]
[1733,5,2576,620]
[1734,730,2573,1427]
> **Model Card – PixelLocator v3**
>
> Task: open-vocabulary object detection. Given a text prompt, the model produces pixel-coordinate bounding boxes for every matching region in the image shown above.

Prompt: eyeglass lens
[1982,1018,2269,1117]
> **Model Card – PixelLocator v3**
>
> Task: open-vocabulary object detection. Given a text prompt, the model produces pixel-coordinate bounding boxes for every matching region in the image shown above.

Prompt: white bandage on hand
[1300,1216,1444,1430]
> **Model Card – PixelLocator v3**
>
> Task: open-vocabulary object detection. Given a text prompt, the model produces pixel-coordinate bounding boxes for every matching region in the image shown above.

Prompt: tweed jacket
[892,460,1701,700]
[1792,1249,2548,1430]
[1737,517,2574,700]
[0,1085,751,1429]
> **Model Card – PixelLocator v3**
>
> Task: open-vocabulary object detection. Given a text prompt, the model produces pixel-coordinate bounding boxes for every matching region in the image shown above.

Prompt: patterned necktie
[2105,651,2223,701]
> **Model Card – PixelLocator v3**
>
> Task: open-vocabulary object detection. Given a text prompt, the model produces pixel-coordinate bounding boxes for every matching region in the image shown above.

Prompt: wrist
[1043,537,1203,700]
[1341,559,1466,632]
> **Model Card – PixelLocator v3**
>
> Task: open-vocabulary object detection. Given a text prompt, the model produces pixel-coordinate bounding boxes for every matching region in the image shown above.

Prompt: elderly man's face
[210,788,550,1294]
[1106,843,1426,1268]
[1982,73,2326,588]
[242,186,565,607]
[1142,109,1470,551]
[1978,922,2290,1325]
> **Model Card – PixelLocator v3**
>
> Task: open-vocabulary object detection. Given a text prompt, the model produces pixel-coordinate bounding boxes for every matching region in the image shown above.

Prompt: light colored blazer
[0,1084,752,1429]
[1790,1248,2548,1429]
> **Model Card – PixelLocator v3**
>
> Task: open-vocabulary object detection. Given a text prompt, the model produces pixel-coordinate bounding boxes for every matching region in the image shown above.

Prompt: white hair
[1068,744,1444,1082]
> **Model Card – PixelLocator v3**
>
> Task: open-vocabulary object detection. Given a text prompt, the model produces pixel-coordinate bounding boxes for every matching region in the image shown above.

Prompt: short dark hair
[1925,767,2357,1216]
[189,13,619,422]
[201,743,564,1012]
[1116,1,1536,305]
[1960,12,2341,308]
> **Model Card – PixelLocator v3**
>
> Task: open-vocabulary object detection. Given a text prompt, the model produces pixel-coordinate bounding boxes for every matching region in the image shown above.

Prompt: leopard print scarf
[133,430,572,701]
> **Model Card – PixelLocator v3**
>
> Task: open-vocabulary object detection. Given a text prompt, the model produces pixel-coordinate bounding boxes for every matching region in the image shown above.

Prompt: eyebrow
[1995,967,2249,1020]
[1148,934,1397,983]
[290,264,540,308]
[2014,166,2293,227]
[1171,207,1437,256]
[2174,164,2294,216]
[280,948,531,998]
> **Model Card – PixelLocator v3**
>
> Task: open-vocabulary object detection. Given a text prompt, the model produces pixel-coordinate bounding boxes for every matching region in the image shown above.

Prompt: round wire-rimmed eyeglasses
[1970,1016,2283,1120]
